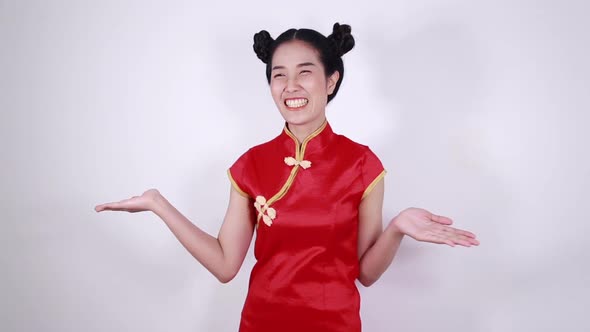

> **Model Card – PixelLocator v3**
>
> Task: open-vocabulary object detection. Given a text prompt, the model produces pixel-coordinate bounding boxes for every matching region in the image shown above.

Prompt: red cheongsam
[227,120,386,332]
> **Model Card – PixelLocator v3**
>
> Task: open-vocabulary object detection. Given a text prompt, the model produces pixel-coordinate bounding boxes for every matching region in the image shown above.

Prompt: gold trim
[267,121,328,206]
[283,120,327,157]
[267,164,300,205]
[227,169,250,198]
[361,169,387,200]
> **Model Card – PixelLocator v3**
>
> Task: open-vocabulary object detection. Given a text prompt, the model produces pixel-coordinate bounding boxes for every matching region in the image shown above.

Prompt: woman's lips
[284,98,308,109]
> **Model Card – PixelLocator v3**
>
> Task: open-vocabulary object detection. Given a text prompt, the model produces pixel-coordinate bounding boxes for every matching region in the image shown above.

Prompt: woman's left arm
[357,178,404,287]
[357,179,480,287]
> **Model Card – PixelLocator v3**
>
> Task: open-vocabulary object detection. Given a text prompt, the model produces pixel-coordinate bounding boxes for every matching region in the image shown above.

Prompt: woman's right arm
[95,186,255,283]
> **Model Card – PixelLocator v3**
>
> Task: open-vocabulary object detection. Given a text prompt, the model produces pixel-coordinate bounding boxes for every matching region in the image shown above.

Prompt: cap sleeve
[227,150,252,199]
[361,147,386,200]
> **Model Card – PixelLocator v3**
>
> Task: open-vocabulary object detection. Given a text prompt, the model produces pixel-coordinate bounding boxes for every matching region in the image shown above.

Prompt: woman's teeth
[285,98,308,108]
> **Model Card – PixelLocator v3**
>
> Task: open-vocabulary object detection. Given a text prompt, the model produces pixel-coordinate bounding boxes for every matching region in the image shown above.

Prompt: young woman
[95,23,479,332]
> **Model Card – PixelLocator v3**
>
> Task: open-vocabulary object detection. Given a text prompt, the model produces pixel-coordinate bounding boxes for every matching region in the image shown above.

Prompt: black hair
[253,23,355,103]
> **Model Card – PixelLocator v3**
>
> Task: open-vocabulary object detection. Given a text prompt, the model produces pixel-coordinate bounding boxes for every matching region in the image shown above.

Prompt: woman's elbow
[357,274,377,287]
[215,268,238,284]
[216,275,233,284]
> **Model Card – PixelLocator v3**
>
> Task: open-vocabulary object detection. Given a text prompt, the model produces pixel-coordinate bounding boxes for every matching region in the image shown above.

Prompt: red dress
[228,121,386,332]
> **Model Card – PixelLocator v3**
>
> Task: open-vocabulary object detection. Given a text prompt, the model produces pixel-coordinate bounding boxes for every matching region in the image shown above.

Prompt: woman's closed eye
[272,70,310,80]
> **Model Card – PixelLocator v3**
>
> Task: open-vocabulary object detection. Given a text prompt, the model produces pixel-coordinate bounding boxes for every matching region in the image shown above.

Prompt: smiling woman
[95,22,479,332]
[269,41,340,140]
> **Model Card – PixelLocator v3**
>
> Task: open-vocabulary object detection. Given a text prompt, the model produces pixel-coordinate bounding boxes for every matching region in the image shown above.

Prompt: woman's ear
[327,71,340,95]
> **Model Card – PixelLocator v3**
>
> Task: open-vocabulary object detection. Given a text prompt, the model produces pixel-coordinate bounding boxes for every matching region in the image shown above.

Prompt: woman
[95,23,479,332]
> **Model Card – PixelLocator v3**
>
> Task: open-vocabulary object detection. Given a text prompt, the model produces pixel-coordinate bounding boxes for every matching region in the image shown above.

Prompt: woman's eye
[300,70,311,75]
[273,73,285,78]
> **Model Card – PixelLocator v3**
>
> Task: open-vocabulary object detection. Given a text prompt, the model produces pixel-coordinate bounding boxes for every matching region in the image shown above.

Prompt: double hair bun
[253,23,354,64]
[253,30,274,64]
[327,23,354,57]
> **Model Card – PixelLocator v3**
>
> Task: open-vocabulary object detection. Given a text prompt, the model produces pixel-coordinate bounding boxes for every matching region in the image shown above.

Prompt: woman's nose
[285,77,300,92]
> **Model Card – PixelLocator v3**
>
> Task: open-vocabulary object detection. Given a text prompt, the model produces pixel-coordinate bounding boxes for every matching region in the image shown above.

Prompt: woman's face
[270,40,339,130]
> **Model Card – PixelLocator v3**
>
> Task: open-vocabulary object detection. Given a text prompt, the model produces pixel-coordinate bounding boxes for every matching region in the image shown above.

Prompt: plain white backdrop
[1,0,589,331]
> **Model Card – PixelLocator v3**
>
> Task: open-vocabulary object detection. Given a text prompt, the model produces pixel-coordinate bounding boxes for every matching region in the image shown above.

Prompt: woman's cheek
[270,83,283,99]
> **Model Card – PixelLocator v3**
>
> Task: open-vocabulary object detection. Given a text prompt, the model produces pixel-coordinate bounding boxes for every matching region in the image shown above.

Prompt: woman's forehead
[272,40,321,68]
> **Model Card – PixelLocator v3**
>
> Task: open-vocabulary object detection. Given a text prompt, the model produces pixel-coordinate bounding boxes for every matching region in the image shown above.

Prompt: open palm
[94,188,161,213]
[394,207,479,247]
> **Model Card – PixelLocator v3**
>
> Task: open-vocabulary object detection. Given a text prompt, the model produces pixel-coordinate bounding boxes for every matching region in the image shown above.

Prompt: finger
[453,238,473,247]
[439,236,456,247]
[452,231,480,244]
[95,203,118,212]
[95,203,115,211]
[430,214,453,225]
[452,227,477,238]
[442,226,477,238]
[95,200,128,212]
[443,239,456,247]
[448,233,479,247]
[425,233,455,247]
[425,229,466,246]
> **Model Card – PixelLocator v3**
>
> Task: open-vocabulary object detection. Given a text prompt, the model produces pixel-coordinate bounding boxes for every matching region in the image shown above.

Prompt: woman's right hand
[95,188,161,213]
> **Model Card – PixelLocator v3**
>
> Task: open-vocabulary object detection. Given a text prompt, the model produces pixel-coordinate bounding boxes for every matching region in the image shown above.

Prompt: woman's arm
[357,179,404,287]
[95,185,255,283]
[356,180,480,287]
[152,185,254,283]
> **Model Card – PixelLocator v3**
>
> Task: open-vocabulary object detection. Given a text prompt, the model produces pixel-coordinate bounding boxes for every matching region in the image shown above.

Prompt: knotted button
[254,195,276,227]
[284,156,312,169]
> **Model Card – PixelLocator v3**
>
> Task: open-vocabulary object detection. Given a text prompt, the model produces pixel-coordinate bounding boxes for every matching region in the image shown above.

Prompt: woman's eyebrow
[297,62,316,68]
[271,62,317,71]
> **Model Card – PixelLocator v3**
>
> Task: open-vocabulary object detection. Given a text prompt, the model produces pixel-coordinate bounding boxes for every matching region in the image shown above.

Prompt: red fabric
[228,121,385,332]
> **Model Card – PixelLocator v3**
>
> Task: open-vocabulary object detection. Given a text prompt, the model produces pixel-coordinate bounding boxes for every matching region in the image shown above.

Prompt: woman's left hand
[392,207,479,247]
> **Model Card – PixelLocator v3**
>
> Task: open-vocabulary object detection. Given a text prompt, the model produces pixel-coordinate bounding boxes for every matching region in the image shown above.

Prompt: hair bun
[253,30,274,64]
[327,23,355,57]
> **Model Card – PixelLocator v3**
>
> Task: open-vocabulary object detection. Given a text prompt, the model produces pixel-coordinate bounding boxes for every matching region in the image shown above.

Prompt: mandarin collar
[279,120,335,157]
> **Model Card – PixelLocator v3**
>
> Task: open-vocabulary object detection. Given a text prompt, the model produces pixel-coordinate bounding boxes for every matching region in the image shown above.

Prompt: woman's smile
[284,98,309,109]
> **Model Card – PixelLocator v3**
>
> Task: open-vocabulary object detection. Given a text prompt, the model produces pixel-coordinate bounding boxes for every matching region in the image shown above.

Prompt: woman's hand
[95,188,161,213]
[392,207,479,247]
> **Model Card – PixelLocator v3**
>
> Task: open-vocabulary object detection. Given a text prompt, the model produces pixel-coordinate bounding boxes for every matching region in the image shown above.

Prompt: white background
[1,0,589,331]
